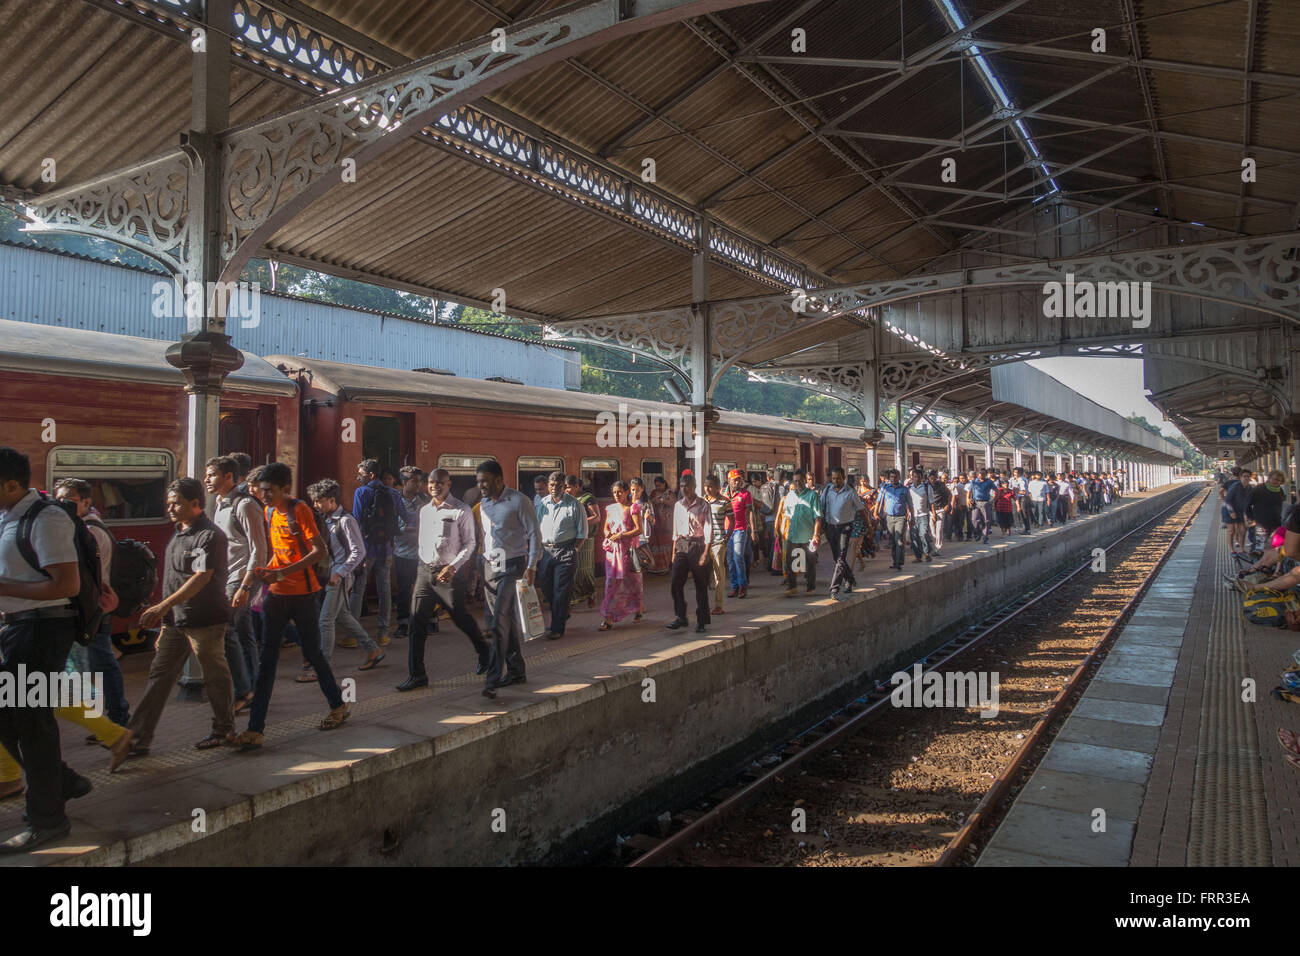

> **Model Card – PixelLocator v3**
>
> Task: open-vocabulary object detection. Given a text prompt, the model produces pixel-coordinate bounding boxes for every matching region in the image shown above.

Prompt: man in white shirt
[0,447,89,852]
[668,472,713,633]
[476,460,541,699]
[399,469,490,692]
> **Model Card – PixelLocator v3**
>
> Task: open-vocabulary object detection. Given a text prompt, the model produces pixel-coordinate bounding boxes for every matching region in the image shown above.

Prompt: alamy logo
[0,666,104,718]
[1041,273,1151,329]
[596,402,706,470]
[151,277,262,328]
[50,886,151,936]
[889,663,1000,718]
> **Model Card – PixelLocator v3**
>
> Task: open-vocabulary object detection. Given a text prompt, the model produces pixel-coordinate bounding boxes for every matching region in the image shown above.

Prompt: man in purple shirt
[349,458,403,646]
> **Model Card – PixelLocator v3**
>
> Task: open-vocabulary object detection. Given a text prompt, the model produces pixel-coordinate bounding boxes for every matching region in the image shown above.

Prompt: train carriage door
[798,441,812,477]
[218,404,275,463]
[827,446,842,477]
[362,412,414,478]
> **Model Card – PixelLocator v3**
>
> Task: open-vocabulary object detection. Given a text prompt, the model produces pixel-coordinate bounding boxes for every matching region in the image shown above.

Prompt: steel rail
[627,484,1207,867]
[934,486,1208,865]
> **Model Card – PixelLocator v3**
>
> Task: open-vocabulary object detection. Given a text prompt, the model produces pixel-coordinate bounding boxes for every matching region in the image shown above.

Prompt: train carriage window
[580,457,620,499]
[437,454,495,501]
[640,459,664,487]
[45,447,174,525]
[362,414,413,478]
[746,461,768,484]
[712,461,736,485]
[774,461,796,478]
[517,456,564,495]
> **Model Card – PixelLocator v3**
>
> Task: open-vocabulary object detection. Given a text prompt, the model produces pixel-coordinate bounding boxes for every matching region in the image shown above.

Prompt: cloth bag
[516,579,546,640]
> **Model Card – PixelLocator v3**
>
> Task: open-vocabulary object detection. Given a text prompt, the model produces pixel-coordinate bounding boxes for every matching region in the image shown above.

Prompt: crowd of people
[0,443,1127,851]
[1215,465,1300,771]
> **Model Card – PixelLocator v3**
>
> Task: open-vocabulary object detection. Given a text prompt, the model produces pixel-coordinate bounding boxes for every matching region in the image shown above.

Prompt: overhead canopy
[991,363,1182,462]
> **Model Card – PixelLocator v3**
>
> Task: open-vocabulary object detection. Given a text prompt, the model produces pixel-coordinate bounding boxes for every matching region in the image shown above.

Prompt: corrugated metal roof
[0,243,579,388]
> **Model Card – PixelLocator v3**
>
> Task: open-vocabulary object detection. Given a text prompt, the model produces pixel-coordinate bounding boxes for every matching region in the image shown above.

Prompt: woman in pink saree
[600,480,645,630]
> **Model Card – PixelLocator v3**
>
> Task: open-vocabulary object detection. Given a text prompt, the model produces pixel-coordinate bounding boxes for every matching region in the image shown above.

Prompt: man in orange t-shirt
[231,462,349,752]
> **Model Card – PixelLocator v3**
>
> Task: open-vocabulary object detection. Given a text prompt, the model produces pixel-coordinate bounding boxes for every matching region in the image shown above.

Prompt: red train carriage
[0,319,299,633]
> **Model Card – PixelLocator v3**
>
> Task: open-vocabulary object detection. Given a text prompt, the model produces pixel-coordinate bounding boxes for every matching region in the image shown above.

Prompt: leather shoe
[665,618,688,629]
[481,686,497,700]
[694,624,707,633]
[395,676,429,692]
[476,659,490,675]
[500,674,527,687]
[0,819,71,854]
[66,775,92,800]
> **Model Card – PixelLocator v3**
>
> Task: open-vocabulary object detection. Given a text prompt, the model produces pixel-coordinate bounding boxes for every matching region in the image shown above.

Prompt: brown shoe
[232,730,264,752]
[319,703,350,730]
[108,729,135,773]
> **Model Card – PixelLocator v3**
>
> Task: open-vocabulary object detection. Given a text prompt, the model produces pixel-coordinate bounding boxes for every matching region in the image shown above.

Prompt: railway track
[617,486,1208,867]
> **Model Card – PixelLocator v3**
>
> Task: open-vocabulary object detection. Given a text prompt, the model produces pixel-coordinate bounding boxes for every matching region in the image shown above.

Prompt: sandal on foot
[633,612,643,622]
[1278,727,1300,757]
[598,621,612,631]
[107,729,134,773]
[319,704,350,730]
[1286,752,1300,772]
[232,730,264,752]
[358,652,385,671]
[195,732,233,750]
[295,670,318,683]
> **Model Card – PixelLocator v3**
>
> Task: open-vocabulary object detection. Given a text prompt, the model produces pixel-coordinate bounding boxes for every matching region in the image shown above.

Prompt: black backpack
[110,539,158,618]
[361,482,399,548]
[16,493,103,646]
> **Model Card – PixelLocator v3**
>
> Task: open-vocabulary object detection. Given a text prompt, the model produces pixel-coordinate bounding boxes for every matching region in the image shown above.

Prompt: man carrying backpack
[53,479,130,729]
[351,459,402,647]
[0,448,94,852]
[125,478,235,755]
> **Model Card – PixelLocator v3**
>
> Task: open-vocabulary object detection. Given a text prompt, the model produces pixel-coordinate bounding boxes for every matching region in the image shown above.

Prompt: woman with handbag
[599,481,644,630]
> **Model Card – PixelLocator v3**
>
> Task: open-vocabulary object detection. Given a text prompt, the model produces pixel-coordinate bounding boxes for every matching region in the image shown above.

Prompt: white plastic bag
[516,579,546,641]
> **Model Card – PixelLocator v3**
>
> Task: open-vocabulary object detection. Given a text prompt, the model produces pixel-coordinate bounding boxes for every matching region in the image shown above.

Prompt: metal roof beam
[967,40,1300,90]
[596,0,827,159]
[1236,0,1260,233]
[1063,164,1295,210]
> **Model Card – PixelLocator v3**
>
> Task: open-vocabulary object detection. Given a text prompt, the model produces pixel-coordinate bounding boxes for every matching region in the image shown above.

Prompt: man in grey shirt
[535,471,588,641]
[906,468,935,563]
[206,455,268,710]
[476,460,541,699]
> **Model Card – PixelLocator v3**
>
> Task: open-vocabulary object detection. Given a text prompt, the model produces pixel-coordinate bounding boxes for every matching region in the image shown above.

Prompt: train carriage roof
[0,318,298,397]
[267,355,868,443]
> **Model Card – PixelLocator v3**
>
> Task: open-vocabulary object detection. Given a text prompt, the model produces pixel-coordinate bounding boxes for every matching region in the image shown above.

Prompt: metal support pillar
[688,241,715,482]
[169,0,244,701]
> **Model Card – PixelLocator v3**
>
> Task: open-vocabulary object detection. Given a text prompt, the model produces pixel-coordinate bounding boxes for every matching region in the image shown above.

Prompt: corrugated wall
[0,244,579,390]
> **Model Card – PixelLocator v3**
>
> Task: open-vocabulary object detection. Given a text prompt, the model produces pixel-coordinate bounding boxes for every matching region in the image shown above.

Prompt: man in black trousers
[0,447,91,852]
[667,471,714,634]
[398,469,491,691]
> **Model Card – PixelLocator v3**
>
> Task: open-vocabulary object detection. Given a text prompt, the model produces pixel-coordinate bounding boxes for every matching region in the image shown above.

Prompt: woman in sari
[600,481,645,630]
[856,475,877,565]
[647,475,675,573]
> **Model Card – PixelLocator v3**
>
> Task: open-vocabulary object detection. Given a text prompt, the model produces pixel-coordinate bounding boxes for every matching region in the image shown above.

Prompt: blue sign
[1218,424,1243,441]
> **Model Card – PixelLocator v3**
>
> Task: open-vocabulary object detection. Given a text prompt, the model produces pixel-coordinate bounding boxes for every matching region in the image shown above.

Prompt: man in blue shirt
[350,459,404,646]
[821,466,865,599]
[874,470,913,571]
[535,470,588,641]
[968,468,997,544]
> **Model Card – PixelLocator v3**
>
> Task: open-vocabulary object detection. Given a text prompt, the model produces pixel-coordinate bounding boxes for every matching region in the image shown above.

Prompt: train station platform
[0,485,1192,866]
[978,495,1300,867]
